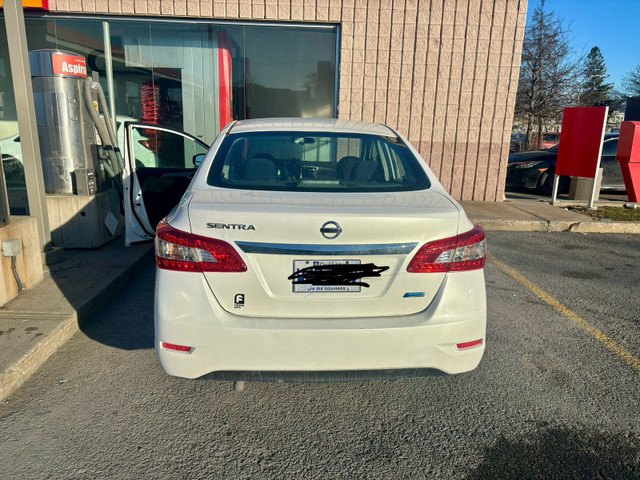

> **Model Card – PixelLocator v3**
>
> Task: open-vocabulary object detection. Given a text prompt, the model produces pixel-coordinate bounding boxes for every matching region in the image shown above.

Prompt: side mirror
[193,153,206,168]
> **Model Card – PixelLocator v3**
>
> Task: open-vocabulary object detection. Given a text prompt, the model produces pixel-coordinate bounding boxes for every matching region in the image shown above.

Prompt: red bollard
[617,121,640,203]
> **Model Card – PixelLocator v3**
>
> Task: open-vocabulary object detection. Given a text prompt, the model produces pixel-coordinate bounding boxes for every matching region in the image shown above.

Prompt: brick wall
[48,0,527,201]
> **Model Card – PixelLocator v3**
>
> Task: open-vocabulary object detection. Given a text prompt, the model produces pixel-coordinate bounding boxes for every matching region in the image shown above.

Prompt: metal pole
[102,21,117,133]
[588,170,599,209]
[2,0,52,252]
[0,144,10,226]
[550,174,559,205]
[589,106,609,209]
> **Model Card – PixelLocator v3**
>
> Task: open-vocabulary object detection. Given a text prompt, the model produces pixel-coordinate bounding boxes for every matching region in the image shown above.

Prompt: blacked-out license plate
[292,260,362,293]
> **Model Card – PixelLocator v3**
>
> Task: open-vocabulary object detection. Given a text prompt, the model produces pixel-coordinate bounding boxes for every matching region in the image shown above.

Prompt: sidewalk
[0,240,153,402]
[461,199,640,234]
[1,199,639,402]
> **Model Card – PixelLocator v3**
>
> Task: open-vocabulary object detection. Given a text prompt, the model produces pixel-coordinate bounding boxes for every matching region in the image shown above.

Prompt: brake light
[407,225,486,273]
[155,219,247,272]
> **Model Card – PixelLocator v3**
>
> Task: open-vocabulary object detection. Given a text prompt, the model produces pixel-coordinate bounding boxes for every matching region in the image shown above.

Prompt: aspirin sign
[52,54,87,78]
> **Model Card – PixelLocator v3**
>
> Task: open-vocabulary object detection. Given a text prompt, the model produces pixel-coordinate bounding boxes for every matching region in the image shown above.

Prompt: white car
[147,118,487,381]
[0,132,21,163]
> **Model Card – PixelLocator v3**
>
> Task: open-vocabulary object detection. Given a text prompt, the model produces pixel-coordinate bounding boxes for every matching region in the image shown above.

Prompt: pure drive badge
[234,294,245,309]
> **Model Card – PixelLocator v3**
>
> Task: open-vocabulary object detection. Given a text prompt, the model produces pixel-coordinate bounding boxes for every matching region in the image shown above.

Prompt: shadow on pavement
[76,251,156,351]
[465,424,640,480]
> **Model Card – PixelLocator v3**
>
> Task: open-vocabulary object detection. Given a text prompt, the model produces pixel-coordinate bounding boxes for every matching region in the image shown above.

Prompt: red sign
[218,32,232,129]
[616,121,640,202]
[51,53,87,78]
[0,0,49,9]
[556,107,608,178]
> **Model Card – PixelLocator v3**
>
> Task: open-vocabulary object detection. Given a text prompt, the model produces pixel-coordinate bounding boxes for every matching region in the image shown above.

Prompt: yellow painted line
[487,252,640,372]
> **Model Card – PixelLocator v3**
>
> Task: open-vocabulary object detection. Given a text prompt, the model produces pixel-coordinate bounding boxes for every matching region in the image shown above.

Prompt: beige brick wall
[48,0,527,201]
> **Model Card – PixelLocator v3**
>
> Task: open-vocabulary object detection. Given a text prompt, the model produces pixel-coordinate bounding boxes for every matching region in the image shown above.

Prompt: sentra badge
[207,223,255,230]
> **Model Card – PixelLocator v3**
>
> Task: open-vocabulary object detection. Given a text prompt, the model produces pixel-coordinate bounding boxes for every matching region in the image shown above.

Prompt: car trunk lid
[187,188,461,318]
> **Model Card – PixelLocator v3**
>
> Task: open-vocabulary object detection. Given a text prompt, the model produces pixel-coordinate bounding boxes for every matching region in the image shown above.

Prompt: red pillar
[617,121,640,203]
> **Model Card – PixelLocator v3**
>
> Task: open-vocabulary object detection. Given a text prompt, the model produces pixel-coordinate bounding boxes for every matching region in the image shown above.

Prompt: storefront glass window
[241,25,337,119]
[0,16,337,214]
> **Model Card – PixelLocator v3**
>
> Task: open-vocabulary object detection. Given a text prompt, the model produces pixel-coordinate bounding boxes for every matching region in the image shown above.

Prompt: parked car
[509,132,561,154]
[506,135,623,195]
[0,132,28,214]
[510,132,527,153]
[0,132,24,187]
[533,132,561,150]
[0,131,21,161]
[145,118,487,381]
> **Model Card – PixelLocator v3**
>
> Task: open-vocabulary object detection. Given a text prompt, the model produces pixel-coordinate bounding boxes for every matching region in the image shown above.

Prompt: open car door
[122,122,209,246]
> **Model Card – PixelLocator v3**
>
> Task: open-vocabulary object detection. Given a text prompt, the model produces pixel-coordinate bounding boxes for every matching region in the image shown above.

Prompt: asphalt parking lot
[1,231,638,479]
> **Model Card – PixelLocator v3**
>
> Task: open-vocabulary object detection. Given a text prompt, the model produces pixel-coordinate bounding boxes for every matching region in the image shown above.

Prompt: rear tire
[537,168,569,195]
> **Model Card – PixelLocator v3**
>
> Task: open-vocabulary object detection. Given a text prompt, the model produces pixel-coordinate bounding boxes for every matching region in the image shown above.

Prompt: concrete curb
[473,219,549,232]
[0,245,153,403]
[0,311,78,403]
[463,199,640,234]
[473,218,640,234]
[569,221,640,234]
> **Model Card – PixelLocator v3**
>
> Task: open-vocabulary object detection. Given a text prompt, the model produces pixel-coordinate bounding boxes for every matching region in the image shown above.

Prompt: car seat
[337,156,360,181]
[242,154,279,184]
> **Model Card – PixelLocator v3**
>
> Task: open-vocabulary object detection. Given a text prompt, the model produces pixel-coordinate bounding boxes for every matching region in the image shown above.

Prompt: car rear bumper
[154,269,487,379]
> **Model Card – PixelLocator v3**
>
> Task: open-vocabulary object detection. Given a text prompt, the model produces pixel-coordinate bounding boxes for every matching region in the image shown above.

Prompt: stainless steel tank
[30,49,94,194]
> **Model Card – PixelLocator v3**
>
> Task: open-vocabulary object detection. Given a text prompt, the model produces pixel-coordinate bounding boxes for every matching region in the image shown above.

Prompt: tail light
[155,219,247,272]
[407,225,486,273]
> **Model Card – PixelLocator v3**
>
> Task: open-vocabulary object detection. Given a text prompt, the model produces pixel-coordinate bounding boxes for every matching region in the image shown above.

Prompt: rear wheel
[537,168,569,195]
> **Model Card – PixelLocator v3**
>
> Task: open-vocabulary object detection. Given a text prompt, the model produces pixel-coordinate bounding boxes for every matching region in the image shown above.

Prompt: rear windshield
[206,131,430,192]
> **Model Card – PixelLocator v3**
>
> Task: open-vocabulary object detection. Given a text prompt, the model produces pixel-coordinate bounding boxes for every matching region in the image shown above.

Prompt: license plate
[292,260,362,293]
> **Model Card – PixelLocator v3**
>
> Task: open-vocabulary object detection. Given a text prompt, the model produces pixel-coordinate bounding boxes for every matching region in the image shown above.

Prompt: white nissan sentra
[154,118,486,380]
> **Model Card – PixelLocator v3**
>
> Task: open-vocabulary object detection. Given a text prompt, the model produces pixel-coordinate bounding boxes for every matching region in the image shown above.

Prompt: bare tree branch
[514,0,580,150]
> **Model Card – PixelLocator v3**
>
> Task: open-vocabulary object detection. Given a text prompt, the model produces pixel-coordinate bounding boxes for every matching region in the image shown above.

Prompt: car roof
[228,118,398,137]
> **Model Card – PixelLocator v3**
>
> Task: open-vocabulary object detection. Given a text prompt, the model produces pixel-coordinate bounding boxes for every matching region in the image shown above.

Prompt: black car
[506,136,623,195]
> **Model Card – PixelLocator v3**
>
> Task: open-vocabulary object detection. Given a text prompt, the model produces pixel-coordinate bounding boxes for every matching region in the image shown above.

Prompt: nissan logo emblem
[320,221,342,239]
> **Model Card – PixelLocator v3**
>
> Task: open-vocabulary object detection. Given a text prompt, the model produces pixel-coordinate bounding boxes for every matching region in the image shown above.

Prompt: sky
[526,0,640,91]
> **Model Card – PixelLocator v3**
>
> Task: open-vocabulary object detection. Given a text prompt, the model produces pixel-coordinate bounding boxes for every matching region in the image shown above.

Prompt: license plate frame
[292,259,362,293]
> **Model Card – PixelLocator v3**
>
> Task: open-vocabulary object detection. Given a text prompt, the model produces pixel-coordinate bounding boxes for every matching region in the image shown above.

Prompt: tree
[578,47,614,106]
[515,0,579,150]
[621,64,640,97]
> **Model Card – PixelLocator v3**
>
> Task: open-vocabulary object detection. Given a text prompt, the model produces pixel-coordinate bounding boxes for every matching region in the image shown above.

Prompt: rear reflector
[155,219,247,273]
[457,339,483,350]
[161,342,192,352]
[407,225,486,273]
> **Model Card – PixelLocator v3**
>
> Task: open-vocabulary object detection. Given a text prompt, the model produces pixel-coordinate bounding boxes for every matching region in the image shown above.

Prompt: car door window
[131,127,208,169]
[127,124,208,232]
